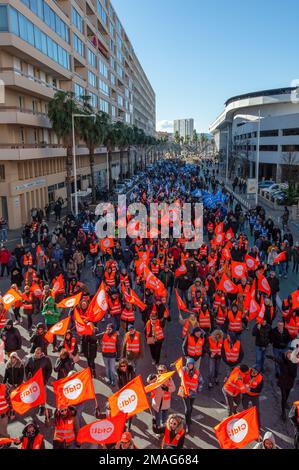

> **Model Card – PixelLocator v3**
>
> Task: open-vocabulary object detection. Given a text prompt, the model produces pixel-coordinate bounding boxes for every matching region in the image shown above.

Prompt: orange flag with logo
[44,316,71,344]
[257,274,271,296]
[217,273,238,294]
[121,285,146,311]
[57,292,82,309]
[10,369,46,415]
[109,375,149,418]
[231,261,247,279]
[77,413,127,445]
[86,281,108,322]
[273,251,287,264]
[51,274,64,297]
[73,308,94,336]
[145,371,175,394]
[53,367,95,408]
[175,289,190,313]
[174,264,187,277]
[291,289,299,309]
[175,356,189,396]
[2,287,22,311]
[30,283,43,298]
[100,237,115,253]
[214,407,259,449]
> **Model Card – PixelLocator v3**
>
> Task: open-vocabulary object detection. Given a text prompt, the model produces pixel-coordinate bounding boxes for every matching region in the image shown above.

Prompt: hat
[186,357,195,366]
[192,327,202,335]
[121,431,132,443]
[36,322,45,329]
[195,278,201,283]
[239,364,249,373]
[128,324,135,331]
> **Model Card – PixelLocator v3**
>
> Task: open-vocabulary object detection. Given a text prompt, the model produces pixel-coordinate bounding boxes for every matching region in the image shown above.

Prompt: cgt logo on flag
[63,378,83,400]
[51,322,64,334]
[3,293,15,305]
[90,420,114,441]
[20,382,40,404]
[224,280,234,292]
[214,406,259,449]
[117,388,138,414]
[227,417,248,443]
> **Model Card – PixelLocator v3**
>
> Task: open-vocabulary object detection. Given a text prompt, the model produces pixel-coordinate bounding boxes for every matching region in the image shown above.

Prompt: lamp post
[72,113,96,216]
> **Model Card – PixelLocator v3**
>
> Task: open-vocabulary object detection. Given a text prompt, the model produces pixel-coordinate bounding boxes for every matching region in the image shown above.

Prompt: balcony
[0,107,51,127]
[0,143,66,161]
[0,68,60,100]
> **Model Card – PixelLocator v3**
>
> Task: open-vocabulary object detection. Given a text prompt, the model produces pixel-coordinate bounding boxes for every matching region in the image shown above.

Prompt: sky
[112,0,299,133]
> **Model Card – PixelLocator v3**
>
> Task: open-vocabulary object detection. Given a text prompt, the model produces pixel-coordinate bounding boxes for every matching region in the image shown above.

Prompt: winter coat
[252,323,272,348]
[54,356,74,379]
[149,377,176,411]
[1,324,22,352]
[116,364,136,389]
[41,296,61,325]
[81,334,98,360]
[270,327,291,350]
[3,355,24,387]
[25,353,53,384]
[29,331,49,354]
[253,431,276,449]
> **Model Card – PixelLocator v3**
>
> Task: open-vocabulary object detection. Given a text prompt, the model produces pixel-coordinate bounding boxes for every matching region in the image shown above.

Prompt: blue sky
[112,0,299,133]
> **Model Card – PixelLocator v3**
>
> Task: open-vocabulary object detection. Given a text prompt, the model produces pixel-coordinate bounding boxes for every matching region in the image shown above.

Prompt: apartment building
[174,119,194,140]
[0,0,156,228]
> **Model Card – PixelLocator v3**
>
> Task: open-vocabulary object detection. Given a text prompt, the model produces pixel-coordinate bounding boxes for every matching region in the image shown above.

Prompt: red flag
[51,274,64,297]
[245,296,261,321]
[291,290,299,310]
[245,254,259,271]
[225,228,234,241]
[44,316,71,344]
[175,289,190,312]
[53,368,95,408]
[214,232,225,246]
[217,273,238,294]
[221,246,231,261]
[10,369,46,415]
[214,407,259,449]
[77,414,127,445]
[121,285,146,311]
[215,222,224,234]
[145,268,167,297]
[231,261,247,279]
[273,251,287,264]
[175,264,187,277]
[257,274,271,296]
[86,281,108,322]
[256,297,266,324]
[30,283,43,298]
[57,292,82,309]
[73,308,94,336]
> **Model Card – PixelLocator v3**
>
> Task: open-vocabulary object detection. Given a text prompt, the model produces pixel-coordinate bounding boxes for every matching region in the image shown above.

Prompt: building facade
[0,0,156,228]
[174,118,194,140]
[209,87,299,182]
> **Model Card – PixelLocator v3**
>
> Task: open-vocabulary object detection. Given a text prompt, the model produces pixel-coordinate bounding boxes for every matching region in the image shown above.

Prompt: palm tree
[79,95,109,203]
[174,131,180,145]
[113,121,131,181]
[48,91,80,213]
[192,130,198,150]
[102,121,117,191]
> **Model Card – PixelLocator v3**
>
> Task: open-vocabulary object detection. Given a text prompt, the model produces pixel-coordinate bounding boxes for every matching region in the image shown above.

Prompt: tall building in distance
[174,118,194,139]
[0,0,156,228]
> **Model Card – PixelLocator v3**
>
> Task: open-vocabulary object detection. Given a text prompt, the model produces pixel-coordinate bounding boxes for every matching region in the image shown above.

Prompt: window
[100,98,109,113]
[110,56,115,70]
[99,60,108,78]
[117,49,123,64]
[125,113,130,124]
[282,128,299,136]
[88,71,97,88]
[88,49,96,68]
[117,35,122,49]
[117,65,123,78]
[97,1,107,24]
[111,73,116,86]
[117,94,124,107]
[111,105,116,117]
[21,0,69,42]
[73,33,84,56]
[58,182,65,189]
[0,165,5,181]
[259,145,278,151]
[260,130,279,137]
[109,22,114,36]
[125,88,129,99]
[0,6,8,31]
[282,145,299,152]
[75,83,85,99]
[115,18,122,35]
[108,4,114,19]
[89,92,97,108]
[72,7,83,33]
[100,80,109,96]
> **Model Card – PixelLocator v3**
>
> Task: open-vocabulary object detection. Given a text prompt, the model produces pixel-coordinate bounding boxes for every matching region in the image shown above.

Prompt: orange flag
[175,357,189,396]
[10,369,46,415]
[77,413,127,445]
[245,254,259,271]
[231,261,247,279]
[145,268,167,297]
[51,274,64,297]
[57,292,82,309]
[0,437,19,445]
[44,316,71,344]
[145,371,175,394]
[214,232,225,246]
[175,264,187,277]
[291,290,299,310]
[2,287,22,311]
[225,228,234,241]
[73,308,94,336]
[109,375,149,418]
[175,289,191,312]
[86,281,108,322]
[53,367,95,408]
[30,283,43,298]
[217,273,238,294]
[214,407,259,449]
[257,274,271,296]
[121,285,146,311]
[273,251,287,264]
[100,237,115,252]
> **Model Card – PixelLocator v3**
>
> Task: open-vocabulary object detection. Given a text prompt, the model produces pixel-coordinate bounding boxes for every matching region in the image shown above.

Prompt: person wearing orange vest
[207,329,224,389]
[222,364,250,417]
[179,311,200,338]
[99,323,120,387]
[121,301,136,332]
[22,252,33,271]
[161,414,185,449]
[221,332,244,375]
[145,313,165,365]
[122,325,143,368]
[182,327,205,369]
[104,267,117,290]
[89,240,99,266]
[147,364,176,432]
[0,382,11,439]
[0,297,6,330]
[198,303,212,333]
[289,400,299,449]
[215,304,228,332]
[178,357,203,434]
[21,285,34,332]
[242,366,264,427]
[62,330,79,363]
[284,310,299,340]
[19,419,45,449]
[227,303,244,339]
[108,290,122,331]
[53,406,78,449]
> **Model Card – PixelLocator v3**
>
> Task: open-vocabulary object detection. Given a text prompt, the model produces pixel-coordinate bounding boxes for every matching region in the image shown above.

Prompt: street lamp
[72,113,96,216]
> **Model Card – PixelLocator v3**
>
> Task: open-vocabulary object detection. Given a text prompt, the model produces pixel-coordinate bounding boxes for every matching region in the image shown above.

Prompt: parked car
[263,183,289,194]
[258,180,275,188]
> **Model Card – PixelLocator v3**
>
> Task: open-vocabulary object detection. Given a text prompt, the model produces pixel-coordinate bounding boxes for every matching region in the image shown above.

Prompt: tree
[102,121,117,191]
[79,95,109,204]
[113,121,131,180]
[192,130,198,149]
[48,91,80,213]
[281,152,299,190]
[174,131,180,145]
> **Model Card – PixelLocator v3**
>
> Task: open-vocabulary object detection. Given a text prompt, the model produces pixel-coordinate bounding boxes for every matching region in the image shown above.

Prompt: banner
[57,292,82,309]
[44,316,71,344]
[86,281,108,322]
[10,369,46,415]
[109,375,149,418]
[214,407,259,449]
[53,367,95,408]
[74,308,94,336]
[77,413,127,445]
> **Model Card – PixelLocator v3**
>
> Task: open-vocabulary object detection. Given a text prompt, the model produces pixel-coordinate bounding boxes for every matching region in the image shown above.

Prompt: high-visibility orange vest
[54,417,76,442]
[208,336,223,357]
[164,426,185,447]
[183,369,199,394]
[120,274,130,289]
[63,338,77,353]
[151,263,159,275]
[223,338,241,363]
[182,320,192,338]
[186,335,204,357]
[223,367,247,397]
[0,384,9,415]
[285,315,299,339]
[228,310,243,332]
[245,372,263,397]
[151,379,172,403]
[216,307,227,326]
[108,298,122,316]
[89,243,99,255]
[125,331,141,354]
[146,319,164,341]
[121,307,135,323]
[294,401,299,425]
[199,310,211,329]
[104,271,116,287]
[0,309,6,328]
[21,434,44,449]
[22,292,33,311]
[213,293,226,309]
[23,253,33,266]
[101,332,118,354]
[200,245,208,257]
